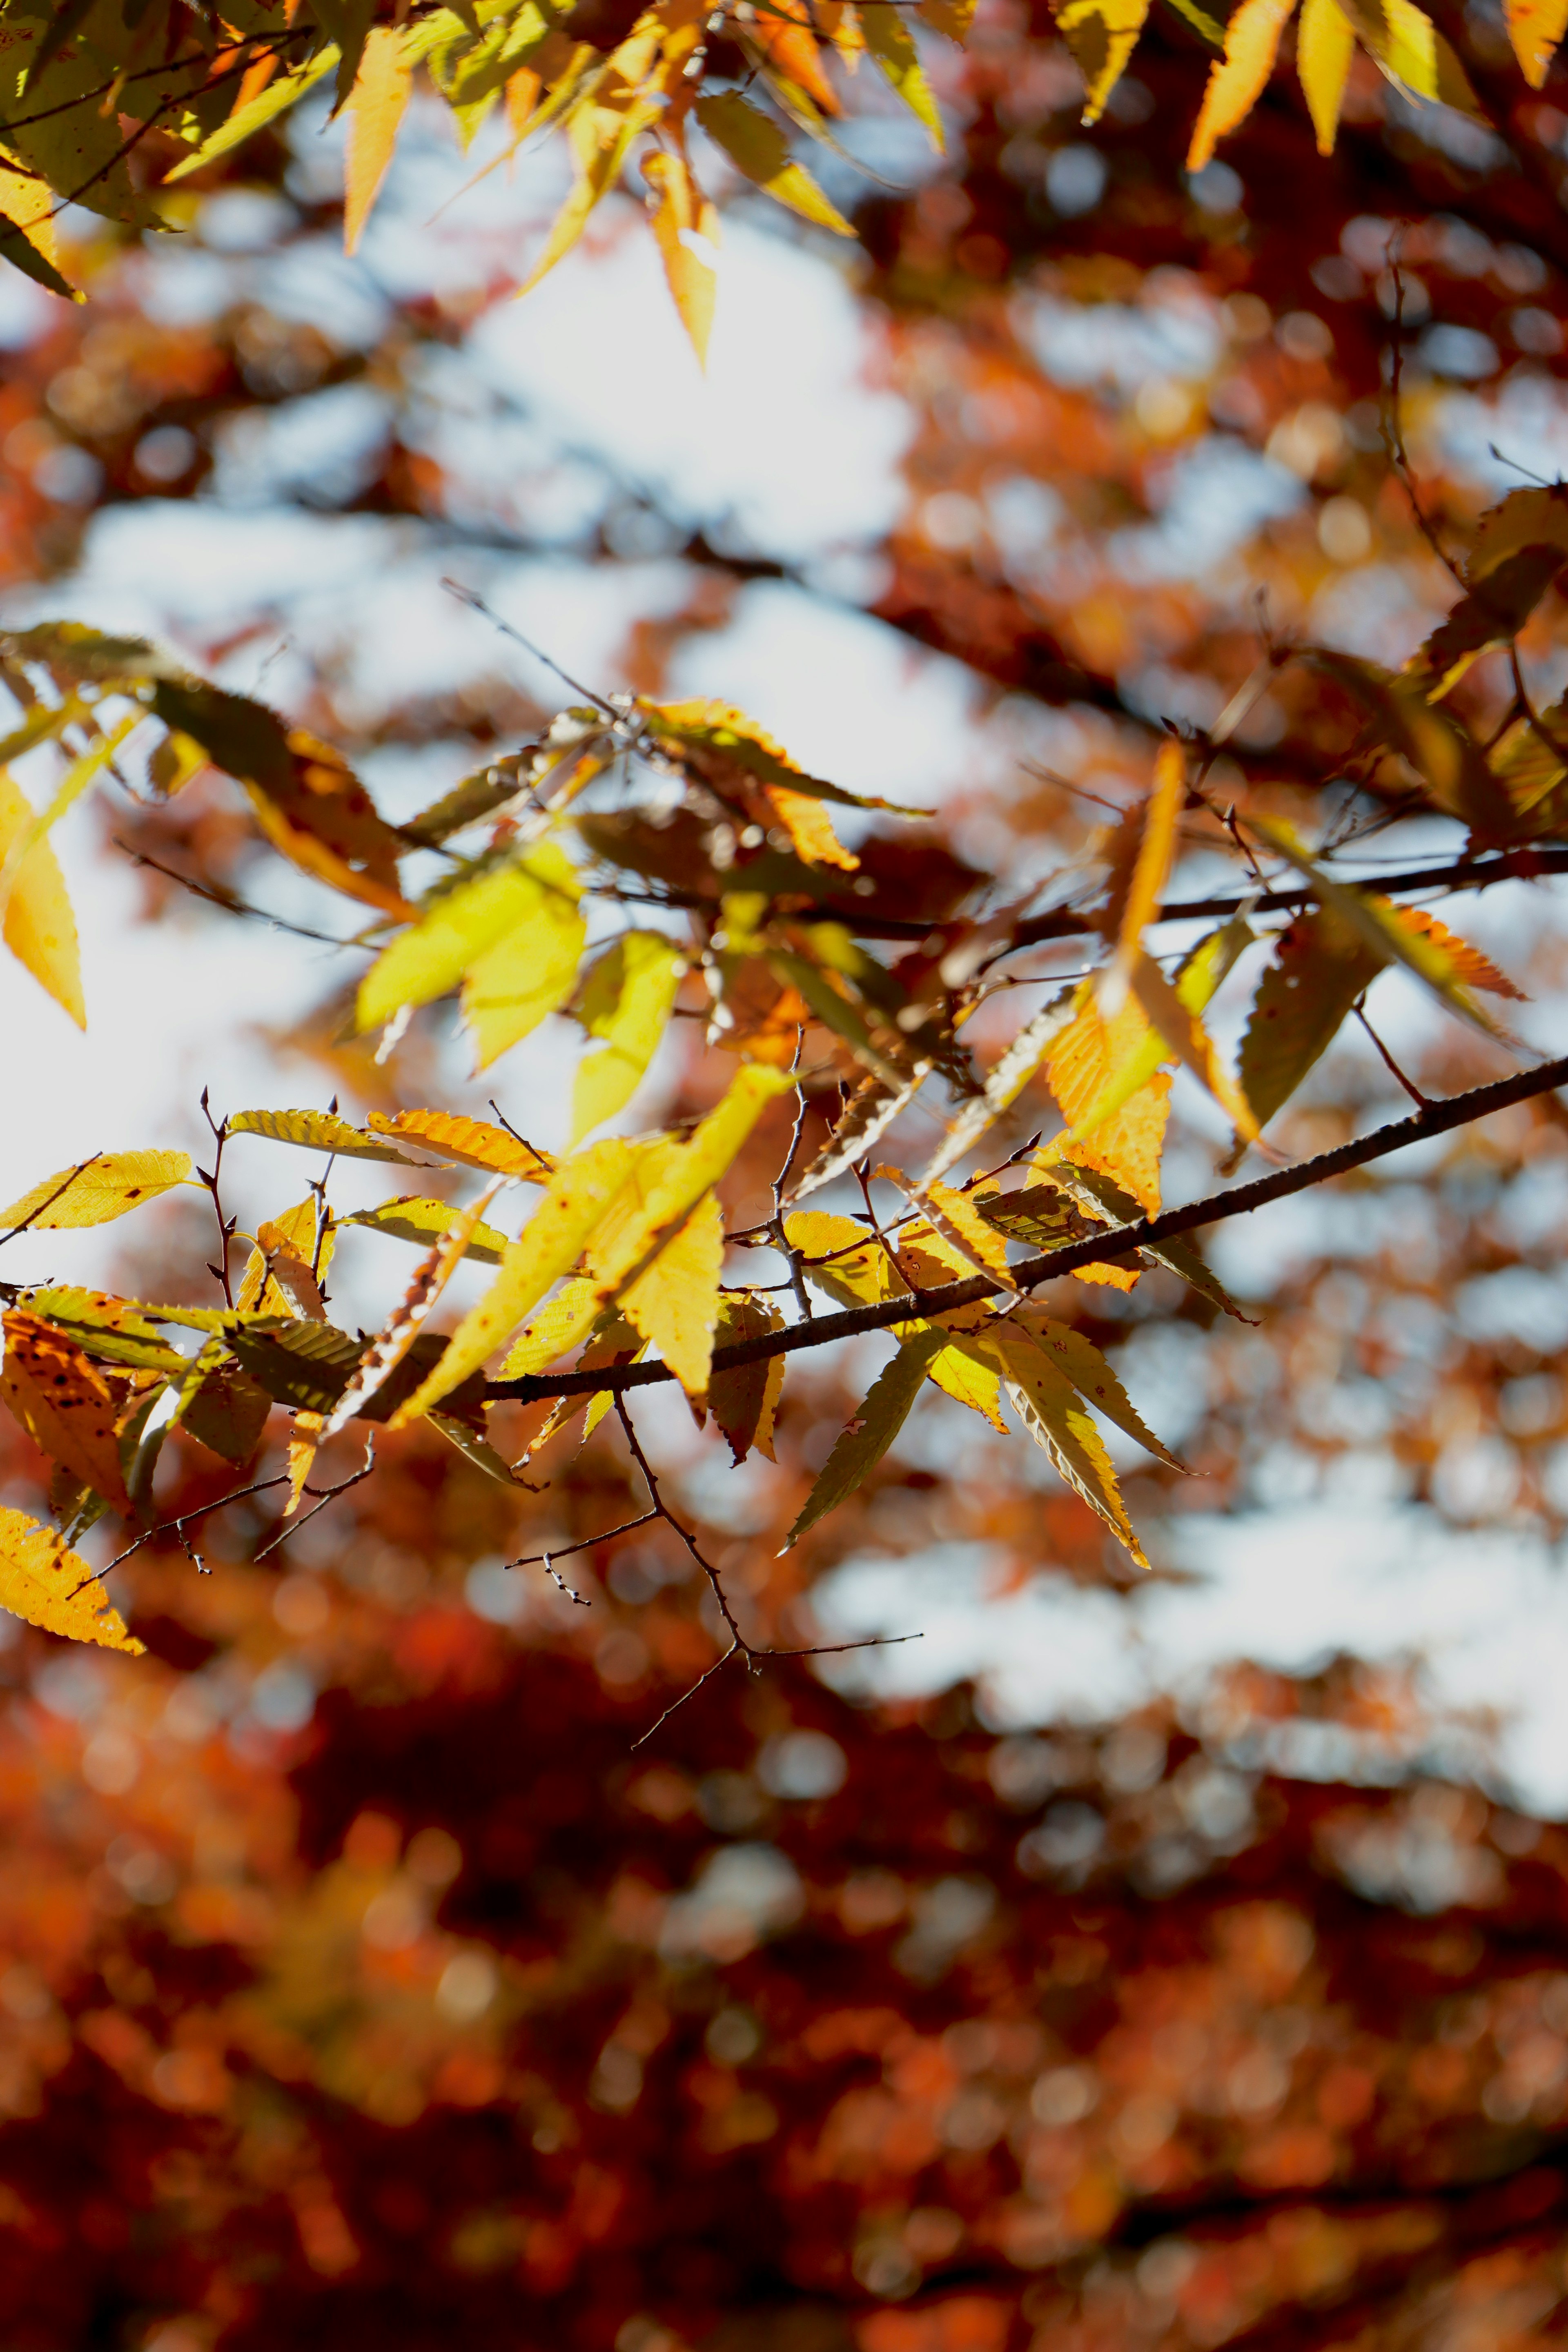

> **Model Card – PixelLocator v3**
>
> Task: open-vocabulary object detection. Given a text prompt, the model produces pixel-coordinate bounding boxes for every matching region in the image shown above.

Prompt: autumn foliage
[9,0,1568,2343]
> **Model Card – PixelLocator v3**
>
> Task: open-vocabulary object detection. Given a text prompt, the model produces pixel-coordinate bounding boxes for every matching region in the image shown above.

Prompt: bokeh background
[9,9,1568,2343]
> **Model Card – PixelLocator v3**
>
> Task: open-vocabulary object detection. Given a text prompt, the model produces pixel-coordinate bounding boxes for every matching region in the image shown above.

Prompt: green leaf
[858,3,944,147]
[783,1329,945,1548]
[397,765,524,847]
[227,1107,419,1163]
[19,1290,189,1373]
[225,1321,363,1414]
[694,91,855,234]
[571,931,685,1140]
[342,1195,509,1265]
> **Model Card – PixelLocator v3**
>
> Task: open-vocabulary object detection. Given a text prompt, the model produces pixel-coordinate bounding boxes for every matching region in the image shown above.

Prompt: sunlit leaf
[0,1312,134,1517]
[0,1506,142,1653]
[1297,0,1354,147]
[858,4,944,147]
[344,25,412,252]
[694,91,855,233]
[979,1322,1148,1567]
[1186,0,1296,169]
[165,44,341,181]
[0,768,82,1027]
[322,1179,509,1436]
[1238,911,1383,1130]
[1052,0,1152,121]
[0,1152,192,1233]
[1013,1311,1185,1467]
[228,1108,419,1164]
[392,1139,638,1423]
[1504,0,1568,82]
[619,1189,725,1401]
[365,1109,555,1181]
[357,844,582,1042]
[644,148,719,367]
[571,931,686,1141]
[342,1196,509,1265]
[782,1329,946,1547]
[710,1295,787,1463]
[1101,739,1184,1013]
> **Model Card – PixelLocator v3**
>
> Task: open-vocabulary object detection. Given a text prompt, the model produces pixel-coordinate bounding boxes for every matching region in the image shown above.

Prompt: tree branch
[486,1052,1568,1406]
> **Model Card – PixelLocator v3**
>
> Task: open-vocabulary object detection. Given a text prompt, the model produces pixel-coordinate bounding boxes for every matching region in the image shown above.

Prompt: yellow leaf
[587,1065,796,1298]
[283,1416,321,1517]
[517,45,664,296]
[926,1339,1008,1430]
[236,1198,333,1316]
[783,1330,945,1546]
[0,1505,143,1653]
[1052,0,1151,121]
[322,1177,509,1436]
[391,1139,637,1423]
[694,90,855,234]
[764,786,858,871]
[1506,0,1568,82]
[165,47,341,180]
[1337,0,1477,105]
[1128,953,1259,1141]
[571,931,686,1142]
[497,1274,600,1379]
[0,161,67,285]
[783,1211,909,1309]
[1042,983,1172,1225]
[0,713,138,923]
[619,1189,724,1401]
[1297,0,1354,149]
[0,769,81,1027]
[1187,0,1296,168]
[857,3,944,147]
[0,1151,192,1233]
[342,1195,510,1266]
[365,1108,555,1182]
[344,26,412,253]
[643,148,719,367]
[1100,739,1184,1016]
[1014,1312,1185,1467]
[904,1176,1016,1285]
[356,844,583,1048]
[709,1295,787,1461]
[979,1323,1148,1566]
[227,1107,418,1163]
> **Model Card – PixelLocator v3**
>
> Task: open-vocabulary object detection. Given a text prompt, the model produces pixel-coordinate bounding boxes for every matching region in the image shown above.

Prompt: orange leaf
[643,149,718,368]
[1392,906,1526,999]
[345,27,412,255]
[1506,0,1568,83]
[765,785,858,872]
[748,0,842,111]
[1,1313,133,1517]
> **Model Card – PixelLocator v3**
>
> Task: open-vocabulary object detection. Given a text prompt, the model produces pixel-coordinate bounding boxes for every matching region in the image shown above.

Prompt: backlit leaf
[357,844,581,1039]
[1238,911,1383,1130]
[1187,0,1296,169]
[0,768,82,1027]
[343,1196,510,1265]
[1,1312,134,1517]
[462,853,589,1070]
[1052,0,1152,120]
[178,1347,273,1467]
[228,1108,419,1164]
[980,1322,1148,1567]
[322,1178,508,1436]
[344,25,412,252]
[1337,0,1477,105]
[1128,952,1260,1143]
[1102,739,1184,1012]
[1405,547,1566,701]
[0,712,139,922]
[1013,1311,1185,1467]
[858,4,944,147]
[619,1189,725,1401]
[365,1109,555,1181]
[782,1329,946,1547]
[392,1138,638,1422]
[164,45,340,180]
[919,988,1079,1188]
[643,148,719,367]
[1311,653,1519,842]
[0,1152,192,1233]
[788,1066,930,1204]
[571,931,686,1141]
[1247,819,1514,1042]
[1505,0,1568,82]
[695,91,855,234]
[710,1295,787,1463]
[1297,0,1354,148]
[0,1506,142,1653]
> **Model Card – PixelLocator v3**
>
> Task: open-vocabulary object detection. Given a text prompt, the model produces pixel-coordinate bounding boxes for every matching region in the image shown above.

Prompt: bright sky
[5,102,1568,1812]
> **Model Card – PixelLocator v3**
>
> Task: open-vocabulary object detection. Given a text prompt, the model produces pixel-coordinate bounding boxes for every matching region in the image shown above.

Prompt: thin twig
[252,1437,376,1562]
[114,840,361,949]
[105,1471,290,1574]
[1353,999,1429,1111]
[489,1052,1568,1408]
[506,1508,658,1572]
[441,579,617,714]
[772,1029,814,1321]
[197,1088,236,1307]
[1380,243,1465,588]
